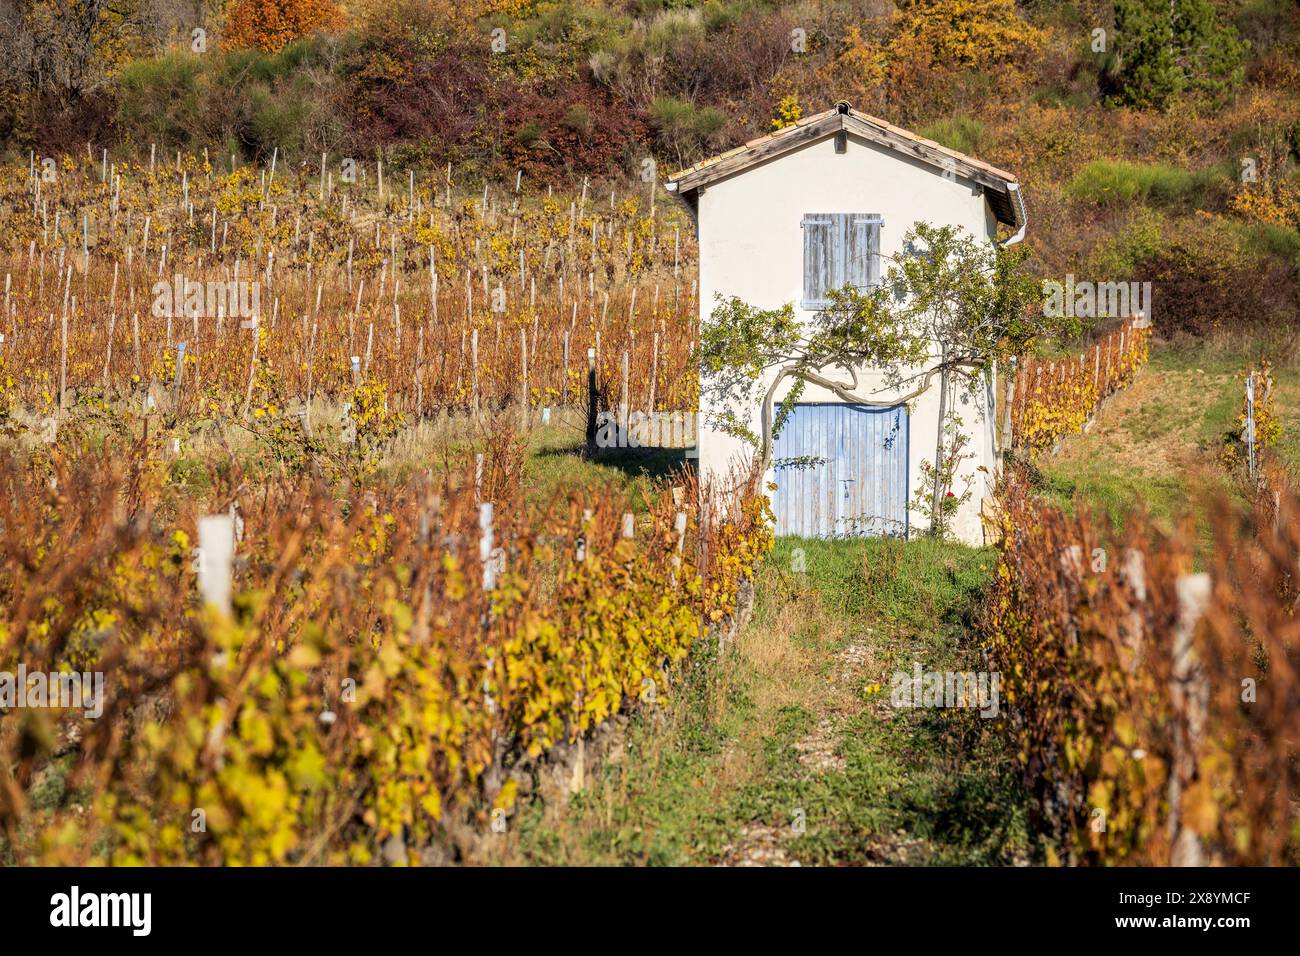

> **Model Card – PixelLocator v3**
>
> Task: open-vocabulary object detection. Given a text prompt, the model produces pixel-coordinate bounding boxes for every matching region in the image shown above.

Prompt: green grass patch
[507,533,1032,866]
[522,418,690,509]
[1066,159,1230,208]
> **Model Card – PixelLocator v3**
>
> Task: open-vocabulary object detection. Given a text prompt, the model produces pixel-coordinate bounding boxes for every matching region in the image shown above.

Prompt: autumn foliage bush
[0,428,772,864]
[984,473,1300,865]
[1011,316,1151,452]
[223,0,344,55]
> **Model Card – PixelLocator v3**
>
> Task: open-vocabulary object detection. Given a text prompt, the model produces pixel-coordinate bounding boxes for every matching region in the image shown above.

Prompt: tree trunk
[931,361,950,537]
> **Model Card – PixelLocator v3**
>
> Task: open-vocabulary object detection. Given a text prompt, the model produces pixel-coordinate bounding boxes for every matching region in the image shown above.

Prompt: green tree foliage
[700,222,1045,509]
[1105,0,1247,108]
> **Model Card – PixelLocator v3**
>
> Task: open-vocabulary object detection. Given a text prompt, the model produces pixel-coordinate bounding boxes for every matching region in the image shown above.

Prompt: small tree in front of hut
[700,221,1043,534]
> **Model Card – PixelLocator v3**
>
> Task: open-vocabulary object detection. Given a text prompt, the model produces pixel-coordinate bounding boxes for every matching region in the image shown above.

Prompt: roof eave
[664,107,1021,218]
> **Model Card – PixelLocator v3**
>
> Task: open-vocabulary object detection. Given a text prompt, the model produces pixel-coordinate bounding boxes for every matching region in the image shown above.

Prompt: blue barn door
[772,403,908,538]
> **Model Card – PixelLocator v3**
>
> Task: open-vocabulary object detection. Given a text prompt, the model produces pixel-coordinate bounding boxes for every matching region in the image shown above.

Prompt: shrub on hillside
[649,98,727,169]
[1102,0,1247,109]
[1066,158,1230,209]
[223,0,345,54]
[878,0,1048,120]
[114,39,345,157]
[918,115,985,154]
[1134,215,1300,337]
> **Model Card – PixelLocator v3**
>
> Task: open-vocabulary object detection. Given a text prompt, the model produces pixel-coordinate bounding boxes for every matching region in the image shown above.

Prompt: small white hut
[666,103,1027,545]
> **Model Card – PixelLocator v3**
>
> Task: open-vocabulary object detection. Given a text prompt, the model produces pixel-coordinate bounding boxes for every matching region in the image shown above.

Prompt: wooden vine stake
[197,514,235,618]
[520,327,528,430]
[1169,572,1212,866]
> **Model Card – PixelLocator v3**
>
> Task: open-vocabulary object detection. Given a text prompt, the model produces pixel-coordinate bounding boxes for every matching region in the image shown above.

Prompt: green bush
[1066,159,1228,208]
[1087,208,1167,276]
[649,97,727,167]
[918,116,985,155]
[113,37,342,159]
[114,52,207,150]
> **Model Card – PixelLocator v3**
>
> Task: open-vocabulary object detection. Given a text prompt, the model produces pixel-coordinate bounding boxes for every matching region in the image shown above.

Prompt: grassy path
[1037,344,1300,529]
[503,536,1033,866]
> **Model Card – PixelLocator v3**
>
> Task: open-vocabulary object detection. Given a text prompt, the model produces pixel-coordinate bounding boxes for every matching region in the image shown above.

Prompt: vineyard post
[520,328,528,430]
[562,330,570,404]
[241,319,259,420]
[416,325,424,418]
[303,315,317,408]
[59,306,68,411]
[1120,548,1147,666]
[479,502,496,591]
[471,328,480,418]
[619,349,630,434]
[1245,371,1257,481]
[430,249,438,322]
[577,508,593,563]
[173,341,186,407]
[103,313,115,387]
[1169,572,1212,866]
[621,513,635,539]
[197,514,235,618]
[586,347,597,455]
[648,331,659,418]
[671,511,687,584]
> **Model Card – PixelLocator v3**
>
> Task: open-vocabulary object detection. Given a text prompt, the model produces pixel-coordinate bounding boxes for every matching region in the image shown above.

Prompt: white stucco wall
[694,131,1003,545]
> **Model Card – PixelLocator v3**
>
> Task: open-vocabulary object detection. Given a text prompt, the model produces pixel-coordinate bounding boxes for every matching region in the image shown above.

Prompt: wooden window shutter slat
[847,216,882,290]
[804,213,882,308]
[802,214,835,309]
